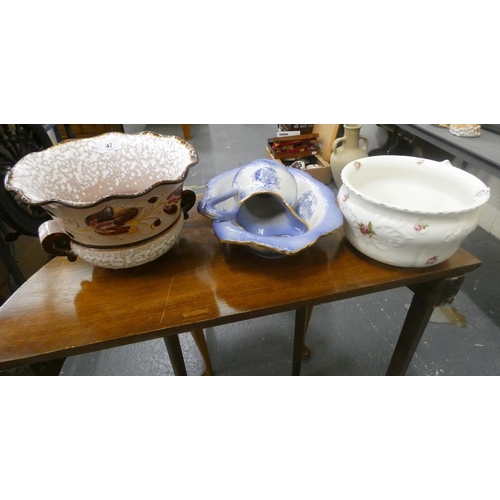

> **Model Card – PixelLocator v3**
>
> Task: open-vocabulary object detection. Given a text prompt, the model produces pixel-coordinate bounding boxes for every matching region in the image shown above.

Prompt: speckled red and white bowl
[338,155,490,267]
[5,131,198,268]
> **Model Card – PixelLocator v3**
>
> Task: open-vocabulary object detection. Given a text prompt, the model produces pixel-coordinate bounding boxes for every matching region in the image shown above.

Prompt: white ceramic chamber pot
[337,155,490,268]
[201,159,308,237]
[5,132,198,269]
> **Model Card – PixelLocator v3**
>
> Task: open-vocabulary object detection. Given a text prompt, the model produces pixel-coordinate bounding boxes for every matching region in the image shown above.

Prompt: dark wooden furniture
[181,125,191,140]
[56,125,124,140]
[56,124,191,141]
[0,198,481,376]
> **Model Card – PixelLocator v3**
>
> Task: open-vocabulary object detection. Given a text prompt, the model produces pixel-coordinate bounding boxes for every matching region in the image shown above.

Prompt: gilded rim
[4,131,199,209]
[341,155,490,216]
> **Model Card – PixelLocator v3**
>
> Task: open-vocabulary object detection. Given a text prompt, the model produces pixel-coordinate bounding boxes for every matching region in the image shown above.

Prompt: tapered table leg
[191,329,213,376]
[164,334,187,376]
[386,276,465,376]
[386,293,435,375]
[302,306,314,357]
[293,307,309,375]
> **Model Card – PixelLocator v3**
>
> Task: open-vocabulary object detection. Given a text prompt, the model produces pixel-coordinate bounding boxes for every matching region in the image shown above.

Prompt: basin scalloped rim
[4,131,199,209]
[341,156,490,215]
[199,165,343,256]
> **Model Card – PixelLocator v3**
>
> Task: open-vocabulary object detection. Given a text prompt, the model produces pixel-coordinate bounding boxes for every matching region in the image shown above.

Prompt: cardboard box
[265,125,340,185]
[312,124,340,161]
[265,146,333,184]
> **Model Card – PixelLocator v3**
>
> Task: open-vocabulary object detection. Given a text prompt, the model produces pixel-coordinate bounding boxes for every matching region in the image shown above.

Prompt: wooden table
[0,202,482,376]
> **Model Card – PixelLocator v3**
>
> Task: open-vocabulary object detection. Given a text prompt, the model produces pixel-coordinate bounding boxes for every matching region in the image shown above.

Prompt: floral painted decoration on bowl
[5,131,199,268]
[338,155,490,267]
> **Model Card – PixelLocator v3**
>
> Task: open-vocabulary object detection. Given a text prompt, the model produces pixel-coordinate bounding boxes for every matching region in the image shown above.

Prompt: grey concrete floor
[59,124,500,376]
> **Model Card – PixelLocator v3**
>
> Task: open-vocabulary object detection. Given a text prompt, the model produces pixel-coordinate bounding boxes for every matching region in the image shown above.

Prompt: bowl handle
[180,189,197,219]
[201,187,238,221]
[39,220,77,262]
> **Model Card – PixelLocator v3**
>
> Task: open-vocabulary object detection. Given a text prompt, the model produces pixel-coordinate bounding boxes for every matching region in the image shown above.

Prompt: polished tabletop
[0,200,482,371]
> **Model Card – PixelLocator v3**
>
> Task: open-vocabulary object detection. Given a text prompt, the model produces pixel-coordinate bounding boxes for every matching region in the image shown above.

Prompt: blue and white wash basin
[198,159,343,257]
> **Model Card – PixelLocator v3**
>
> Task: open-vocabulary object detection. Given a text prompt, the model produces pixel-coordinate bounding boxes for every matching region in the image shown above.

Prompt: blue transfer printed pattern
[296,191,317,221]
[253,167,281,190]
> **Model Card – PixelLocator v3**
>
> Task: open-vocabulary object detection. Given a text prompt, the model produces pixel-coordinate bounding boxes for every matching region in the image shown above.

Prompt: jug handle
[331,136,345,156]
[39,220,77,262]
[202,187,238,221]
[360,135,369,152]
[331,136,370,155]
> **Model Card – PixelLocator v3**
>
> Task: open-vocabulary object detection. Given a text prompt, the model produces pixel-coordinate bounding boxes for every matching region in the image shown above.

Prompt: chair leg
[181,124,191,140]
[191,329,213,376]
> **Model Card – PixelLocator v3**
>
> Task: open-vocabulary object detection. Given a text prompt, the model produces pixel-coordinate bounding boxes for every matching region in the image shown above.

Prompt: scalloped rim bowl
[5,131,198,207]
[338,155,490,267]
[198,163,343,257]
[5,132,199,268]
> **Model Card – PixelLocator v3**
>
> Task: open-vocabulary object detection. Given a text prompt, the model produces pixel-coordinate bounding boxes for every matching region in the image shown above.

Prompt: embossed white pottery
[198,162,343,257]
[338,155,490,267]
[5,132,198,268]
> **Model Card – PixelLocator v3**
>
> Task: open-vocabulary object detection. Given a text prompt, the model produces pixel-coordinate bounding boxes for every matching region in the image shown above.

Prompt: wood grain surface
[0,197,482,370]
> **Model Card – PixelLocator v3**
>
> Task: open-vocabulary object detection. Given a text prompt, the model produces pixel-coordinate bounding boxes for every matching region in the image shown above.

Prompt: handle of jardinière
[181,189,197,219]
[39,220,77,261]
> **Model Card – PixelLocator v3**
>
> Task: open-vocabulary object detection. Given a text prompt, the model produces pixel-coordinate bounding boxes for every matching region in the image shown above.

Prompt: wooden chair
[182,125,191,140]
